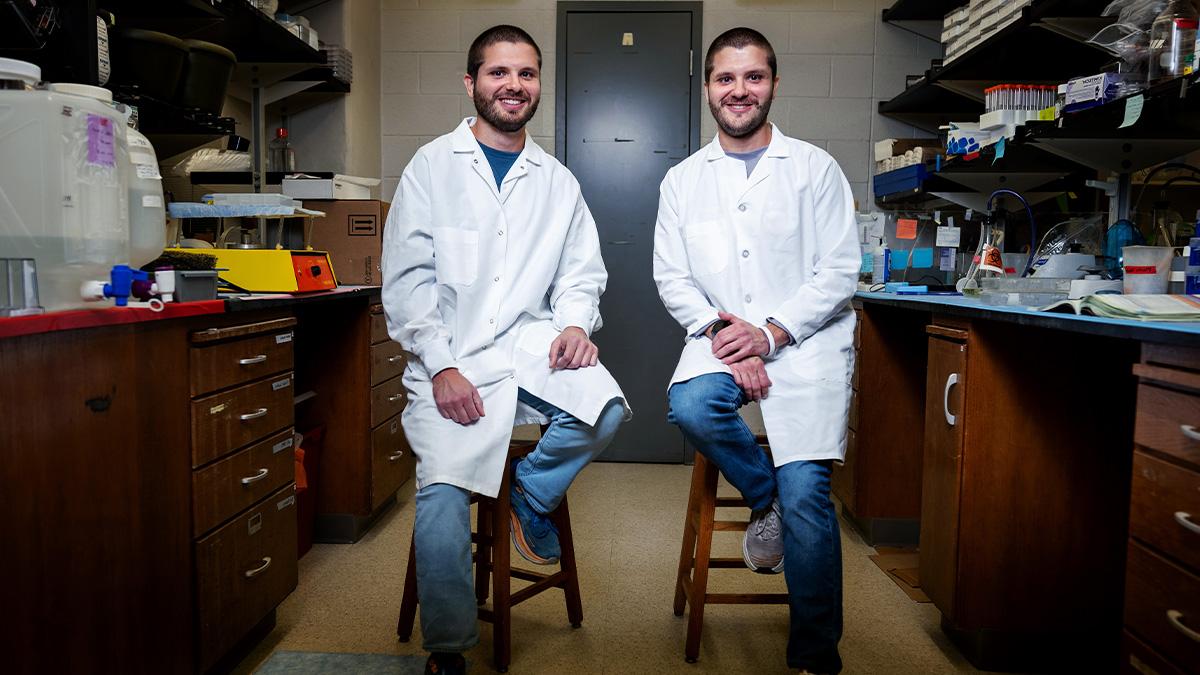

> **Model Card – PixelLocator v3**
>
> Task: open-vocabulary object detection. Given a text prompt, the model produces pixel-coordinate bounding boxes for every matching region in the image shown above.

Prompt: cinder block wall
[379,0,939,207]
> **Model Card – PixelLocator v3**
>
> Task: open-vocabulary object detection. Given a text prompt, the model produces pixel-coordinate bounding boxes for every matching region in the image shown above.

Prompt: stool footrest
[705,592,789,604]
[714,497,746,507]
[713,521,748,532]
[511,570,570,606]
[705,558,748,569]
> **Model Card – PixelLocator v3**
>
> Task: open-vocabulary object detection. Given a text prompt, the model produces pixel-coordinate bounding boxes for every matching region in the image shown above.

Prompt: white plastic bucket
[1122,246,1174,294]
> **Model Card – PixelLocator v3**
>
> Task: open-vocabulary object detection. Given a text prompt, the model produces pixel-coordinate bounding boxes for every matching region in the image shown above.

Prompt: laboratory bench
[838,291,1200,672]
[0,286,414,673]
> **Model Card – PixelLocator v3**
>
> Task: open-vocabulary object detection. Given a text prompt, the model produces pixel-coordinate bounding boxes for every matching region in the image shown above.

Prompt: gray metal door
[558,6,700,463]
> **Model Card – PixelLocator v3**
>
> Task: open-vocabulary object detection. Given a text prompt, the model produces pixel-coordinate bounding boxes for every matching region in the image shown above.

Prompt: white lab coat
[653,124,859,465]
[381,118,629,498]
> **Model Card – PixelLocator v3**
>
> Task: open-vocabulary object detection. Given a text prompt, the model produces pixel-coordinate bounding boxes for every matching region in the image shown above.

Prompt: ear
[463,74,475,97]
[772,75,780,98]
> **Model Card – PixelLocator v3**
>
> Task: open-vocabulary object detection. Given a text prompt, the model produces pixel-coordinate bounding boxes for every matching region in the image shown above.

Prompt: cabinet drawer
[370,305,389,344]
[1131,451,1200,571]
[1124,541,1200,670]
[195,483,298,671]
[371,415,413,510]
[192,374,295,467]
[193,429,296,536]
[371,340,406,386]
[1122,630,1189,675]
[1135,384,1200,470]
[371,376,406,428]
[190,329,295,397]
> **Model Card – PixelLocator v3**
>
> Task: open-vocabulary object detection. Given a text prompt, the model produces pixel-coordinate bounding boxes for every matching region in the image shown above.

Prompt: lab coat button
[494,276,500,282]
[745,294,752,303]
[498,230,504,236]
[489,318,494,324]
[738,203,747,212]
[473,159,479,164]
[742,250,750,258]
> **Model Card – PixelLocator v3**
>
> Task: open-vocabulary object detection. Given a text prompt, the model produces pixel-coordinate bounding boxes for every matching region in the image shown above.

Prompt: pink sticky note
[87,114,116,167]
[896,218,918,240]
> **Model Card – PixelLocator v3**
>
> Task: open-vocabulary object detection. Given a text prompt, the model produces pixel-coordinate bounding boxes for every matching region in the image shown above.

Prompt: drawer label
[275,332,293,344]
[247,512,262,535]
[277,495,296,511]
[210,402,228,415]
[273,437,294,454]
[272,378,291,391]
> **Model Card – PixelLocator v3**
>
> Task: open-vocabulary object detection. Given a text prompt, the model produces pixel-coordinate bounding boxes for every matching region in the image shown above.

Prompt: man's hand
[432,368,485,425]
[549,326,599,370]
[711,311,770,364]
[730,356,772,401]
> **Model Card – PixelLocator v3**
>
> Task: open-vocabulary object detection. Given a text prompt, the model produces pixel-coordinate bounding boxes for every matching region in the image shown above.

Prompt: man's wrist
[765,322,791,348]
[705,319,731,340]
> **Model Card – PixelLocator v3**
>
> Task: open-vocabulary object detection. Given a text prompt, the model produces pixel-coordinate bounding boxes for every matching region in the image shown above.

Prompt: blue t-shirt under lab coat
[478,141,521,190]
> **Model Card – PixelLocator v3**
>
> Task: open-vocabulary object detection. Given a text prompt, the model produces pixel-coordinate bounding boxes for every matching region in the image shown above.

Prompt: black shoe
[425,652,466,675]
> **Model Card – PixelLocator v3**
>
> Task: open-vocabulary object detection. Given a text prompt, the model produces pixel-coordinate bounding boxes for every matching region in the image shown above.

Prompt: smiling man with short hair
[653,27,860,674]
[382,25,630,675]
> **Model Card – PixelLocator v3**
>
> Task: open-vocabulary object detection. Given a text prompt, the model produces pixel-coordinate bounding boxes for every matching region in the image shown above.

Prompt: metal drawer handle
[239,354,268,366]
[241,468,269,486]
[1167,609,1200,643]
[1175,511,1200,536]
[387,355,403,364]
[943,373,959,427]
[387,394,404,402]
[240,408,269,421]
[244,557,272,579]
[1182,425,1200,442]
[388,451,404,462]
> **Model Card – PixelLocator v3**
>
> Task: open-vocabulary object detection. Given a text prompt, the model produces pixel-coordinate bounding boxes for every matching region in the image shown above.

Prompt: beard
[708,94,773,138]
[474,88,540,133]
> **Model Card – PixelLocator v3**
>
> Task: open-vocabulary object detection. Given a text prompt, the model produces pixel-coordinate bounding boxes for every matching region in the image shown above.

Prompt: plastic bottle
[1186,210,1200,294]
[1149,0,1199,84]
[268,127,295,172]
[125,127,166,267]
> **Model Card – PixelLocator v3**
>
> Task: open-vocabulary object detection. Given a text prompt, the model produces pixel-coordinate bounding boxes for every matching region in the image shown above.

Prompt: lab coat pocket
[684,221,729,277]
[518,321,560,356]
[432,227,479,286]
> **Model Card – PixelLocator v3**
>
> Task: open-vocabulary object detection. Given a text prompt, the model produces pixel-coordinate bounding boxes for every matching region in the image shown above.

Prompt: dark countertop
[223,285,382,312]
[856,291,1200,347]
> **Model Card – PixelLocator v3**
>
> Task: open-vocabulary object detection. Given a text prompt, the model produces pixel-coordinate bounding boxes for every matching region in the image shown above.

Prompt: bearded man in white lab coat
[653,28,859,675]
[381,25,629,675]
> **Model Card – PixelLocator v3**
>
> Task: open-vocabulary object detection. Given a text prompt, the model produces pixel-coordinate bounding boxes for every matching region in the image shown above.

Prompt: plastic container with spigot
[0,58,131,312]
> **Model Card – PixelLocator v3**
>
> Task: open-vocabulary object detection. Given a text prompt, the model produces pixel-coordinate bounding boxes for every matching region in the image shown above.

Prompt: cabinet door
[919,331,967,620]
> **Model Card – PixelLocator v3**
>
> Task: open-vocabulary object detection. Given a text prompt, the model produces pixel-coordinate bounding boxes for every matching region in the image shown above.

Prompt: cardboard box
[303,199,391,286]
[284,174,380,200]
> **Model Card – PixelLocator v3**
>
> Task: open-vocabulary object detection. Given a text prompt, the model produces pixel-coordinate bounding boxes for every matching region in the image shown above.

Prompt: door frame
[554,1,704,165]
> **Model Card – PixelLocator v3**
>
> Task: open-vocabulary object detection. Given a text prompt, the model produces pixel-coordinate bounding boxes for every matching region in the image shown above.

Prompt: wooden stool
[397,440,583,672]
[673,436,787,663]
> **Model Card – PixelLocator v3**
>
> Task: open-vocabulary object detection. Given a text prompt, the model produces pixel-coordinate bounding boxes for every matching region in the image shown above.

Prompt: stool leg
[673,457,706,617]
[397,535,419,642]
[492,483,512,672]
[552,495,583,628]
[475,499,491,606]
[684,454,719,663]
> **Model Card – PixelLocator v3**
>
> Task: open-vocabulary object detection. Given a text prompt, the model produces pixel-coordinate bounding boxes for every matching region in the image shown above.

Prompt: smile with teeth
[498,97,527,109]
[725,101,755,113]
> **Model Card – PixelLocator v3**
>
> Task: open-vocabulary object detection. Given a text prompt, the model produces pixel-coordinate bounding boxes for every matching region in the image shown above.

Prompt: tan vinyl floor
[234,462,981,674]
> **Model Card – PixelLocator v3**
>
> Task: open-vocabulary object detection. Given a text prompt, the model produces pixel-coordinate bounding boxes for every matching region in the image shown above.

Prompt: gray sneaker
[743,498,785,574]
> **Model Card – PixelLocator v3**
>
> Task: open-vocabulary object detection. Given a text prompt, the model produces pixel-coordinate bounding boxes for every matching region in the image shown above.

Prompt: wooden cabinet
[1125,344,1200,674]
[914,316,1138,671]
[919,325,967,619]
[189,317,298,672]
[299,301,413,542]
[832,302,928,544]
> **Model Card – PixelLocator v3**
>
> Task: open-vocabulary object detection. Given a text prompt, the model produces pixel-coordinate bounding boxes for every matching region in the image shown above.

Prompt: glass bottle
[268,127,295,173]
[957,217,1007,295]
[1148,0,1199,84]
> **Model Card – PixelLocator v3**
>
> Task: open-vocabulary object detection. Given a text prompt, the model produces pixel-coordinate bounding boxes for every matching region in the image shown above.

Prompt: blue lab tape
[896,286,929,294]
[883,282,910,293]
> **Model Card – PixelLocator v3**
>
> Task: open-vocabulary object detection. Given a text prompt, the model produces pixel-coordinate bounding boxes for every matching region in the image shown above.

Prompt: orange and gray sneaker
[509,459,561,565]
[424,652,465,675]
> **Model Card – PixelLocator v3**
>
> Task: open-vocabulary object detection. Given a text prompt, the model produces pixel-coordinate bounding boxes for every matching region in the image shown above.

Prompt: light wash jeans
[413,388,624,652]
[668,373,843,674]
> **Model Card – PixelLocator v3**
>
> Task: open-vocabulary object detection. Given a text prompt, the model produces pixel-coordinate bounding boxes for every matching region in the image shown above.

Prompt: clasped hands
[709,311,787,402]
[432,326,597,425]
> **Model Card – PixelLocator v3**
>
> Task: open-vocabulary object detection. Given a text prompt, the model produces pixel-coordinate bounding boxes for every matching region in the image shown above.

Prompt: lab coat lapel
[738,122,789,203]
[450,117,504,203]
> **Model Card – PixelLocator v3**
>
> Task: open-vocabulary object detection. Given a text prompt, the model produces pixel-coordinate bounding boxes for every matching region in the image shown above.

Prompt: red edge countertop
[0,300,226,339]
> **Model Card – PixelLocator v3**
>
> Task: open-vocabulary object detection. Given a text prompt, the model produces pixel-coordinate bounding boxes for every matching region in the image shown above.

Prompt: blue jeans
[413,389,624,653]
[668,373,843,673]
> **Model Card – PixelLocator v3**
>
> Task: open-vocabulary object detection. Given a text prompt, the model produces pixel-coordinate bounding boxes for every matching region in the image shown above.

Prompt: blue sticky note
[911,247,934,268]
[992,137,1005,165]
[860,253,874,273]
[889,249,909,270]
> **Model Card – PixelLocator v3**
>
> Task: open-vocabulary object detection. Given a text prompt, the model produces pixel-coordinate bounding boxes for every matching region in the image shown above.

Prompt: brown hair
[704,27,776,82]
[467,25,542,80]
